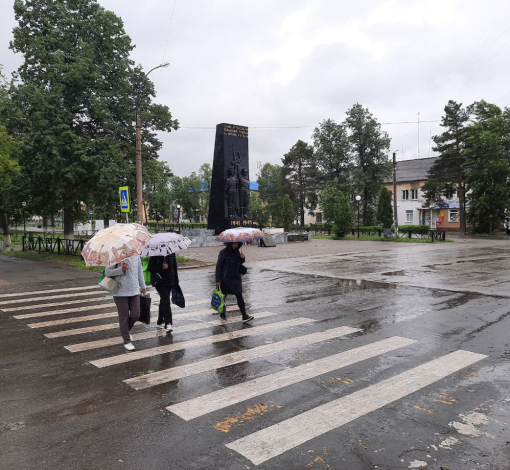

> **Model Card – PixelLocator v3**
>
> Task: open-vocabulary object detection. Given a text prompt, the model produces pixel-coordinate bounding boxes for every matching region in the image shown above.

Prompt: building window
[411,189,418,200]
[406,210,414,223]
[315,212,322,224]
[402,190,409,200]
[449,209,458,223]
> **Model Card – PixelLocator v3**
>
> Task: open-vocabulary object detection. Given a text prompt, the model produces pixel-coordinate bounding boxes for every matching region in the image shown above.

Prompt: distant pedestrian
[105,255,146,351]
[148,253,179,332]
[215,242,254,323]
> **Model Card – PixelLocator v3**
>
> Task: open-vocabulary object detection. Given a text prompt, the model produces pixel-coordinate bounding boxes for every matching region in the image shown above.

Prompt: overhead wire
[157,0,178,85]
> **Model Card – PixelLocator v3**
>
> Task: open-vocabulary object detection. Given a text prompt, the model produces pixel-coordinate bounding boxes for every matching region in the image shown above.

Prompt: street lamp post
[21,201,27,237]
[176,204,181,225]
[135,62,170,224]
[355,195,361,238]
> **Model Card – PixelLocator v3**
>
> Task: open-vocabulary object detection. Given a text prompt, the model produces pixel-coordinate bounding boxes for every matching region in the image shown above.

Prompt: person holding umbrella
[147,253,178,332]
[81,223,152,352]
[141,232,191,332]
[105,256,146,351]
[215,242,254,323]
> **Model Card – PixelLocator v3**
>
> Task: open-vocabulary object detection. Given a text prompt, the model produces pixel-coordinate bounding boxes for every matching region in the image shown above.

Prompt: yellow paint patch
[358,438,368,450]
[329,376,354,385]
[435,394,457,405]
[413,405,434,414]
[306,456,329,468]
[214,402,282,433]
[464,371,479,378]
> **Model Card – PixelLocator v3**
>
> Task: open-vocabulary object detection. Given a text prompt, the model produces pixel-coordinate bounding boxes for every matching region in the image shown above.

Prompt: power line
[157,0,178,85]
[179,120,441,130]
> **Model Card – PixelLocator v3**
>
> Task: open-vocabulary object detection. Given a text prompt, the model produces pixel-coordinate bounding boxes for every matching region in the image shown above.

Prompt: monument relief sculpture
[225,167,239,219]
[239,168,250,219]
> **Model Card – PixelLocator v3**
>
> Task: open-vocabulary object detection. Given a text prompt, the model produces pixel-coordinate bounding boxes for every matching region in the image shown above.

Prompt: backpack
[141,256,152,285]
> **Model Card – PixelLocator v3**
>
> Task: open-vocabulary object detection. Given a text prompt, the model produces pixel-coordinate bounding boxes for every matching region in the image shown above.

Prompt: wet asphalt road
[0,239,509,470]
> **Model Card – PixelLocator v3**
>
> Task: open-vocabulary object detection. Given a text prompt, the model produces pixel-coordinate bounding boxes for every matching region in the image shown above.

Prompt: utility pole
[393,152,398,236]
[135,62,170,224]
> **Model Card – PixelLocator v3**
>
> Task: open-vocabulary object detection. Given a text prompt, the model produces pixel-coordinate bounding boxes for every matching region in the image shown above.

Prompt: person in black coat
[148,253,179,332]
[215,242,254,323]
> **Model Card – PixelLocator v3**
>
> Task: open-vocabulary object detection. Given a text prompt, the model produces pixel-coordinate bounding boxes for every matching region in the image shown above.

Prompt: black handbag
[239,264,247,275]
[139,294,151,325]
[171,285,185,308]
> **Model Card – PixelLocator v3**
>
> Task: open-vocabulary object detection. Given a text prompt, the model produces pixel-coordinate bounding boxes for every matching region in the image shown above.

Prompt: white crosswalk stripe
[64,312,279,352]
[167,336,417,420]
[226,349,487,465]
[32,307,238,329]
[124,326,361,390]
[0,291,109,306]
[3,297,114,312]
[90,317,314,368]
[0,285,101,298]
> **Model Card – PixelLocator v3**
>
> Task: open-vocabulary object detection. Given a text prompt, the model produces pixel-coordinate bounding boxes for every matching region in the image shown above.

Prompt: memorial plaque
[208,123,253,234]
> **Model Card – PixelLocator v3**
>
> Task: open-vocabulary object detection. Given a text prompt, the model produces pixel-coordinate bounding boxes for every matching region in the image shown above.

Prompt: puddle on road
[336,278,397,289]
[382,270,406,276]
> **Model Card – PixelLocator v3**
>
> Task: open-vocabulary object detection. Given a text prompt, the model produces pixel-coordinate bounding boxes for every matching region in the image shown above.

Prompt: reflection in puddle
[336,278,397,289]
[382,270,405,276]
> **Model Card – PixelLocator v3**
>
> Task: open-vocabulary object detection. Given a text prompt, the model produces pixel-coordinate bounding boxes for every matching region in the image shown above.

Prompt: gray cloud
[2,0,510,176]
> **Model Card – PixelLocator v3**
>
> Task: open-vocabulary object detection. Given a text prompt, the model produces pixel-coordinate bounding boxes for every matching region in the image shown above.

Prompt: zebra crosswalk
[0,283,488,467]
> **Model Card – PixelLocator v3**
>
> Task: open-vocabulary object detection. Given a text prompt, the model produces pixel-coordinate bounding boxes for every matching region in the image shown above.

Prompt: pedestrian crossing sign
[119,186,130,213]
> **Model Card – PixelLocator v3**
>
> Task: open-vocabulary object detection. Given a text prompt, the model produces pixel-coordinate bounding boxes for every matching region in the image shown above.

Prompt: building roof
[384,157,437,183]
[250,181,259,191]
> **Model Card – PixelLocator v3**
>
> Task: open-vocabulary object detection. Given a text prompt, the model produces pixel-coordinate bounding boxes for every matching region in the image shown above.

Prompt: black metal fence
[145,222,208,233]
[22,236,86,256]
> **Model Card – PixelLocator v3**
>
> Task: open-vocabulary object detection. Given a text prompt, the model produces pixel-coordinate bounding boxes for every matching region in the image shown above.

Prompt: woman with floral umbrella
[82,223,151,351]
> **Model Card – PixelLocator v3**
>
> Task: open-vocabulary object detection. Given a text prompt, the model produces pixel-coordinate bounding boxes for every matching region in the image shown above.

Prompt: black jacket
[215,245,245,295]
[147,254,179,288]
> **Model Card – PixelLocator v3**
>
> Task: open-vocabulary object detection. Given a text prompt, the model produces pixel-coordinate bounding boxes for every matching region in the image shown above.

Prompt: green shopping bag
[141,256,152,285]
[98,267,106,283]
[211,288,225,314]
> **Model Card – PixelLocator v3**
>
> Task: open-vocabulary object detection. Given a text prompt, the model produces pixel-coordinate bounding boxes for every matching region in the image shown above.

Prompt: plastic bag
[139,293,151,325]
[210,288,225,314]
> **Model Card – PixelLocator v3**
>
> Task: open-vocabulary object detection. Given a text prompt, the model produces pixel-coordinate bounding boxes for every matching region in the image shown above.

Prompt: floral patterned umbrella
[81,223,152,267]
[217,227,265,243]
[140,232,192,257]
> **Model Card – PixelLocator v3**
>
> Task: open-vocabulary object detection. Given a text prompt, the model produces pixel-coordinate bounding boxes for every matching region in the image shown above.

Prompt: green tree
[333,192,353,239]
[249,192,269,229]
[319,179,342,226]
[465,101,510,233]
[280,194,295,232]
[312,118,350,189]
[376,186,393,230]
[170,172,202,222]
[422,100,470,236]
[282,140,316,227]
[144,160,173,222]
[0,126,21,247]
[199,163,212,218]
[346,104,391,225]
[257,163,288,223]
[8,0,178,237]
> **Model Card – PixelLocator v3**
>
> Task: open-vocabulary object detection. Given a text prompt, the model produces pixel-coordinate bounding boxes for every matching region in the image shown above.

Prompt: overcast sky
[2,0,510,178]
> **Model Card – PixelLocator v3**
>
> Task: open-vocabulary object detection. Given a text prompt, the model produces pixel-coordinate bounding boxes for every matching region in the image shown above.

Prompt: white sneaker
[156,324,165,329]
[165,324,173,333]
[124,342,135,351]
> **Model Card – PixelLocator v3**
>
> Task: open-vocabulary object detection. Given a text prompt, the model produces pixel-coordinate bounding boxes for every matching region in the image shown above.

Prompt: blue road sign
[119,186,130,213]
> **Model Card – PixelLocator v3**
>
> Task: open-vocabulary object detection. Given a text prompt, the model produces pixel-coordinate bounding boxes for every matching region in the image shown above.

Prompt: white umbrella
[217,227,265,243]
[140,232,192,257]
[81,223,152,267]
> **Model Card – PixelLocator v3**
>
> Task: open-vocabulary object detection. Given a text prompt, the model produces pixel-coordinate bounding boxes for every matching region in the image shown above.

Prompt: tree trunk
[0,212,12,247]
[43,215,48,234]
[64,210,74,239]
[458,181,466,237]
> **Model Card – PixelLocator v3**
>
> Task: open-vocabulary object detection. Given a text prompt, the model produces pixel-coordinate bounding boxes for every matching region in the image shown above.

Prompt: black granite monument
[208,123,253,234]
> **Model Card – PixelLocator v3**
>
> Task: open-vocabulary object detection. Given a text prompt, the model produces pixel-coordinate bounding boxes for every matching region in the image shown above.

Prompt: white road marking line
[124,326,360,390]
[3,297,114,312]
[28,312,118,328]
[167,336,417,420]
[0,291,109,306]
[65,312,279,352]
[91,317,313,368]
[45,323,119,338]
[37,308,239,332]
[0,285,101,298]
[14,303,116,319]
[226,349,488,465]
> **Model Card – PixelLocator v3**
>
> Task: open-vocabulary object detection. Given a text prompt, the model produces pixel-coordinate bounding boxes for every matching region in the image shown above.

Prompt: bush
[398,225,429,234]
